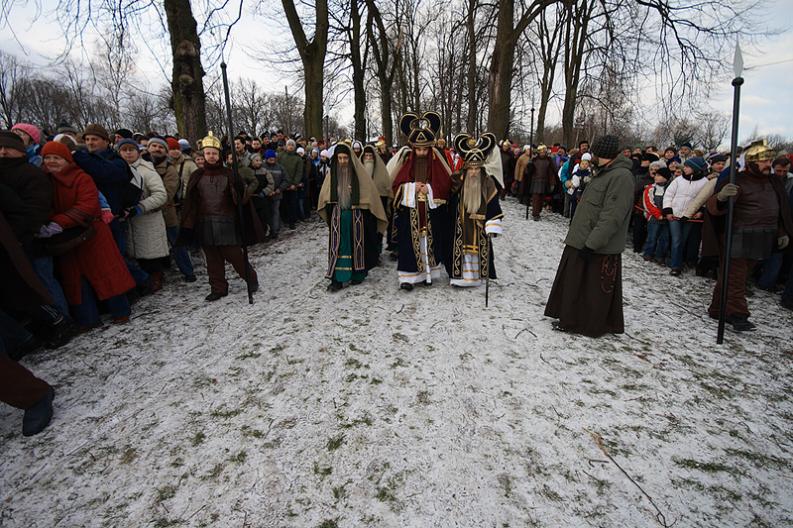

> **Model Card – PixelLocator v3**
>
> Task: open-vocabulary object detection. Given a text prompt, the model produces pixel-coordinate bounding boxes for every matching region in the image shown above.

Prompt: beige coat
[683,174,718,218]
[154,158,181,227]
[514,153,531,182]
[127,158,169,259]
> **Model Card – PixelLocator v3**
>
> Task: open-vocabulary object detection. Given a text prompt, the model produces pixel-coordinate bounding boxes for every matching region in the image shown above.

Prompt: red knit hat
[166,137,180,150]
[41,141,74,164]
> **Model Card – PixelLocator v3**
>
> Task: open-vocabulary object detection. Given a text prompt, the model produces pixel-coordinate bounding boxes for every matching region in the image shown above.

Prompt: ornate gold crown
[201,131,222,151]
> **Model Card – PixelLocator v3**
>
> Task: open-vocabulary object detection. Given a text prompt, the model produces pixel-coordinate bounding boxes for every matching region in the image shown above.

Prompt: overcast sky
[2,0,791,142]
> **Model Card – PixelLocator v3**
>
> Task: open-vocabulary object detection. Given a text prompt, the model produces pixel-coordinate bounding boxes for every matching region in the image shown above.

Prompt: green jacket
[278,151,304,186]
[565,156,634,254]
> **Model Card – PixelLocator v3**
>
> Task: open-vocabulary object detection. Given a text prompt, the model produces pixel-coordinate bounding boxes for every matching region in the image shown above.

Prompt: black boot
[45,318,79,350]
[726,315,756,332]
[327,281,343,292]
[23,387,55,437]
[205,291,227,302]
[400,283,413,291]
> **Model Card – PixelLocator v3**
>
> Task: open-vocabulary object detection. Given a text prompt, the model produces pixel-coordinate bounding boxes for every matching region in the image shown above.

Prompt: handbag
[41,223,97,256]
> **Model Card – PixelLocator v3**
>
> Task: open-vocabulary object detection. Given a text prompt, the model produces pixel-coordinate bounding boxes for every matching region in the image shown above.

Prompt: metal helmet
[200,131,222,152]
[744,139,776,163]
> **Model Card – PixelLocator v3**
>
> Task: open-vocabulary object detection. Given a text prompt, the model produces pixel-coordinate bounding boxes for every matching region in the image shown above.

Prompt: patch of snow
[2,199,792,527]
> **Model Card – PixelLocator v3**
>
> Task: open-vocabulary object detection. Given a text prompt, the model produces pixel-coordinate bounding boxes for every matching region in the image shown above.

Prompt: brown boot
[148,271,163,293]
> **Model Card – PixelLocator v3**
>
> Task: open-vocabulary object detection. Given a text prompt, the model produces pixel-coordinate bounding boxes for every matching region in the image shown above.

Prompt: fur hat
[590,135,621,160]
[11,123,41,144]
[83,123,110,141]
[41,140,74,164]
[114,128,133,139]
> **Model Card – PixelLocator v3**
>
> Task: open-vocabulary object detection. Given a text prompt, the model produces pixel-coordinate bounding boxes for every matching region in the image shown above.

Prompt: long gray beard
[463,172,483,215]
[364,160,375,178]
[337,165,352,209]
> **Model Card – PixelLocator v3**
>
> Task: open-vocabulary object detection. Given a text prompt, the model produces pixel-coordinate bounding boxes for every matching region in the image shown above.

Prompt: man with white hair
[447,133,504,287]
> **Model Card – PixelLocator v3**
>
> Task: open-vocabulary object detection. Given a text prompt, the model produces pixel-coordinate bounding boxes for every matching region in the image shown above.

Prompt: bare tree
[282,0,329,138]
[694,111,730,151]
[0,51,28,127]
[365,0,403,145]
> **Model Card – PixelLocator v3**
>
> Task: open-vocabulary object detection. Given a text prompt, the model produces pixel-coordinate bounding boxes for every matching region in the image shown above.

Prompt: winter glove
[101,208,115,224]
[779,235,790,250]
[123,206,142,219]
[579,246,594,263]
[716,183,739,202]
[38,222,63,238]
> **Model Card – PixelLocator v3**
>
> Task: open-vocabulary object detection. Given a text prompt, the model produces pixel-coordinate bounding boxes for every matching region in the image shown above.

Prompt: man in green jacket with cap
[544,134,635,337]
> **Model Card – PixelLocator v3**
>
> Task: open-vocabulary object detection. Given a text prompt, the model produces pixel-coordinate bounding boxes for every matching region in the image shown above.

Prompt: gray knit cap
[591,135,621,160]
[147,137,168,150]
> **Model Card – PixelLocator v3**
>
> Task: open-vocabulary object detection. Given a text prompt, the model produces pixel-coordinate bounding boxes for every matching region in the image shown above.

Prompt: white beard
[463,171,482,215]
[364,160,375,177]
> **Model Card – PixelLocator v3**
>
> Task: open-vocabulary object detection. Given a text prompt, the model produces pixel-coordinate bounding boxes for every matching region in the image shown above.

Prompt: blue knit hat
[684,156,707,174]
[264,149,276,160]
[116,138,140,151]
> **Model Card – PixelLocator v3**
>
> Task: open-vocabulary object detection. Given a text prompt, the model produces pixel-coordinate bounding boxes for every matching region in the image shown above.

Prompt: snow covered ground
[2,199,793,528]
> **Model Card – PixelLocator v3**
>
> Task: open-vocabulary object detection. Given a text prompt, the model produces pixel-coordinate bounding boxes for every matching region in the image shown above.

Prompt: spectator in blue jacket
[70,124,149,290]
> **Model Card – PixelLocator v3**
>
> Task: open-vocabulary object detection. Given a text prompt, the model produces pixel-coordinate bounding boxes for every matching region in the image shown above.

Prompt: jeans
[756,253,783,290]
[166,226,194,277]
[31,256,69,316]
[112,219,149,287]
[71,278,130,328]
[669,219,693,270]
[643,219,670,260]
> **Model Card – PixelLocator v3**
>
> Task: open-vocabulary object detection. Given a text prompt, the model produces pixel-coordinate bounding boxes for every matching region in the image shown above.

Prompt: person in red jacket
[641,166,672,263]
[40,141,135,330]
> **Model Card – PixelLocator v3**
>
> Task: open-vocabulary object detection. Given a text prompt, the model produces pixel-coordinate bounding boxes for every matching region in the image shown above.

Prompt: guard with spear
[709,44,793,339]
[176,63,264,303]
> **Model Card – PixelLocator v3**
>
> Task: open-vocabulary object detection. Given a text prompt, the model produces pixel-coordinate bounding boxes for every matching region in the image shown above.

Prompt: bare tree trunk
[534,5,564,142]
[561,0,592,146]
[465,0,477,132]
[350,0,367,139]
[487,0,549,138]
[366,0,398,145]
[164,0,207,143]
[487,0,515,138]
[282,0,329,138]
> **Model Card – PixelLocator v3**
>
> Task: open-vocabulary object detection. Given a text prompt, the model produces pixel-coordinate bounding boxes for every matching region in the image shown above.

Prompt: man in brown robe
[707,140,793,331]
[544,135,634,337]
[527,145,557,221]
